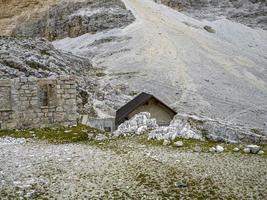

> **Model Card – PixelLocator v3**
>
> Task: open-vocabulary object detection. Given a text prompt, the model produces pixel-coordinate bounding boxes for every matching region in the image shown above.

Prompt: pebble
[163,140,171,146]
[193,146,202,152]
[175,181,187,188]
[174,141,183,147]
[215,145,224,153]
[64,130,72,133]
[209,147,216,153]
[257,150,264,155]
[243,148,250,153]
[95,134,108,141]
[233,147,239,152]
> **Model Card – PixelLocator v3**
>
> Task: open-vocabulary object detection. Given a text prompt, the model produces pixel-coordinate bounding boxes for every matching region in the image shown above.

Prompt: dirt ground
[0,136,266,199]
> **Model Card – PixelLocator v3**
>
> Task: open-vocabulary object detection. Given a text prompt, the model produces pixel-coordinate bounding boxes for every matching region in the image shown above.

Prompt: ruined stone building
[0,76,78,129]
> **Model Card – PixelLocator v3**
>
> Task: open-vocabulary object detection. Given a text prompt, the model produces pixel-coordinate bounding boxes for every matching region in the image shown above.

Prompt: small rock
[87,133,94,140]
[193,146,202,152]
[24,190,35,198]
[233,147,239,152]
[174,141,183,147]
[95,134,108,141]
[175,181,187,188]
[163,139,171,146]
[243,148,250,153]
[66,158,72,161]
[246,145,261,154]
[204,25,216,33]
[64,130,72,133]
[215,145,224,153]
[257,150,264,155]
[209,147,216,153]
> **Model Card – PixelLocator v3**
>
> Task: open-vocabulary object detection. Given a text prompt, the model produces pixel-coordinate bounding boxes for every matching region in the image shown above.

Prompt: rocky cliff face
[0,36,92,78]
[0,0,60,36]
[157,0,267,30]
[1,0,135,41]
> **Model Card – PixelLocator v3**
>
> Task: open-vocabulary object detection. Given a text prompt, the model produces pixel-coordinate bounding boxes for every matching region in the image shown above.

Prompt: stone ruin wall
[0,76,78,129]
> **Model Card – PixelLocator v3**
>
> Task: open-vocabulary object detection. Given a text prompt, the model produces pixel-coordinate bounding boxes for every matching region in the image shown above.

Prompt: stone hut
[0,76,78,129]
[115,92,177,127]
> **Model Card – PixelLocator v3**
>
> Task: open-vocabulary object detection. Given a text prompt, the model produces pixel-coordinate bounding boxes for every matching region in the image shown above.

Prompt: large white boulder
[148,115,203,141]
[245,145,261,154]
[149,113,267,144]
[113,112,158,137]
[215,145,224,153]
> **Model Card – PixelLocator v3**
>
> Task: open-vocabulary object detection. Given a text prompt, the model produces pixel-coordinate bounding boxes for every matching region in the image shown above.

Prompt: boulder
[215,145,224,153]
[113,112,158,137]
[209,147,216,153]
[148,113,267,144]
[246,145,261,154]
[243,148,250,154]
[95,134,108,141]
[163,140,171,146]
[233,147,240,152]
[257,150,264,155]
[174,141,183,147]
[137,126,148,134]
[87,133,94,140]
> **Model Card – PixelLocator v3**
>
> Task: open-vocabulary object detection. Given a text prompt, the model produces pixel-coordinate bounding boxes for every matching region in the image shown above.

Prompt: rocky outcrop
[149,114,267,144]
[0,36,92,78]
[113,112,158,137]
[12,0,135,41]
[0,0,60,36]
[157,0,267,30]
[148,115,204,141]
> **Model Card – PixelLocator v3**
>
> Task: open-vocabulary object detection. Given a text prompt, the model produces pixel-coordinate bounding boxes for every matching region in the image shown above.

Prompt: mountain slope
[54,0,267,131]
[158,0,267,30]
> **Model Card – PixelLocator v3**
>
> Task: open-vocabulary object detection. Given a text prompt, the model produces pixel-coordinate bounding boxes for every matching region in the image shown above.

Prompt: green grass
[137,134,267,156]
[0,124,103,144]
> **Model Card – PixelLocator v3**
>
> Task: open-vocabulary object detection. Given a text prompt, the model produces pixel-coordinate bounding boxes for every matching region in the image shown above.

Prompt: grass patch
[0,124,103,144]
[137,134,267,156]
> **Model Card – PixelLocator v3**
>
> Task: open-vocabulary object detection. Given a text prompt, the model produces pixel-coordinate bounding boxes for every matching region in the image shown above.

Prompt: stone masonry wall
[0,76,78,129]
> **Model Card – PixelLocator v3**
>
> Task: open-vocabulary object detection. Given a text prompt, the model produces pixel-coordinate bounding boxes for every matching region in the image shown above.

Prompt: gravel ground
[0,137,266,199]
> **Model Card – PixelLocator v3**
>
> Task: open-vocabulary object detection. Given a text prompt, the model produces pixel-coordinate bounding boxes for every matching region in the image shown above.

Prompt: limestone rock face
[113,112,158,137]
[0,0,60,36]
[0,36,92,78]
[10,0,135,41]
[157,0,267,30]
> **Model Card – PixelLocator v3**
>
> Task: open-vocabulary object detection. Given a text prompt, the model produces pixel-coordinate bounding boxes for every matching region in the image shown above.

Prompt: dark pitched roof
[115,92,177,125]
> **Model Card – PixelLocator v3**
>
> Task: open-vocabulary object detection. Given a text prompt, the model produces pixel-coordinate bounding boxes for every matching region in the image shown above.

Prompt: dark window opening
[39,84,56,107]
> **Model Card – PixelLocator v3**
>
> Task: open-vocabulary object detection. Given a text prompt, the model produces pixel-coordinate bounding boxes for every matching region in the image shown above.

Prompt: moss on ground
[0,124,103,144]
[136,134,267,157]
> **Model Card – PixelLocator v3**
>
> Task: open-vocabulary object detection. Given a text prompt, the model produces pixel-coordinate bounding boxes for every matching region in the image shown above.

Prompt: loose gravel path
[0,137,266,199]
